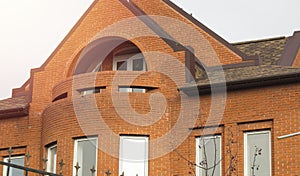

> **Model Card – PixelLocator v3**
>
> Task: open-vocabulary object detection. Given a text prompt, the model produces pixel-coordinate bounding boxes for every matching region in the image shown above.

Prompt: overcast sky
[0,0,300,100]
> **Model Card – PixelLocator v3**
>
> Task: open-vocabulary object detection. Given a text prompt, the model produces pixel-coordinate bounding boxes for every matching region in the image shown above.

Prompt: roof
[233,37,288,65]
[184,35,300,95]
[0,96,29,118]
[181,65,300,95]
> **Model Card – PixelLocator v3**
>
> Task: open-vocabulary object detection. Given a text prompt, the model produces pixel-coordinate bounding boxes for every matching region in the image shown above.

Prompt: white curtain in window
[74,138,97,176]
[245,131,271,176]
[196,135,222,176]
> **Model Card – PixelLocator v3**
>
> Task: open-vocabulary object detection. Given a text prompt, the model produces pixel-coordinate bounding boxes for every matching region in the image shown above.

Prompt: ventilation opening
[118,86,157,93]
[78,87,106,96]
[52,92,68,102]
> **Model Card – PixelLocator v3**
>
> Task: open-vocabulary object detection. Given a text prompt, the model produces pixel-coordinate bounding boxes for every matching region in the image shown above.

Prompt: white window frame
[92,62,102,72]
[73,137,98,176]
[195,135,222,176]
[113,53,146,71]
[244,130,272,176]
[119,136,149,176]
[3,155,25,176]
[46,144,57,173]
[118,86,146,93]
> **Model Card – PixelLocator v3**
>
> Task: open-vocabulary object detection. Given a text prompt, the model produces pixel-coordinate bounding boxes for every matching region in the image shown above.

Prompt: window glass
[74,138,97,176]
[118,87,146,93]
[119,136,148,176]
[117,61,127,71]
[196,135,221,176]
[47,145,57,173]
[132,88,146,93]
[113,53,146,71]
[132,58,144,71]
[3,156,24,176]
[245,131,271,176]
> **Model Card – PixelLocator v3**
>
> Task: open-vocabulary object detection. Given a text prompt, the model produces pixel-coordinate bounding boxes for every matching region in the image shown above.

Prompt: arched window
[73,37,146,75]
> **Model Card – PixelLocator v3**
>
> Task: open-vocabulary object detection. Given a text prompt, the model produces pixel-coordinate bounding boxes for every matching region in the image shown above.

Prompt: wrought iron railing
[0,147,63,176]
[0,160,62,176]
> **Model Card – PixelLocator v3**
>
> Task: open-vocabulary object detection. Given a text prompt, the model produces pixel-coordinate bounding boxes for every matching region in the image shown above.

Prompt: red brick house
[0,0,299,175]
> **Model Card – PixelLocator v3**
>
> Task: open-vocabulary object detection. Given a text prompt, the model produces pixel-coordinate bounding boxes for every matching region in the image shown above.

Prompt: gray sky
[0,0,299,100]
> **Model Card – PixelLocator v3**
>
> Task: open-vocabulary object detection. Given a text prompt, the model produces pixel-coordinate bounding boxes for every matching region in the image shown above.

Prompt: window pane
[76,138,97,176]
[246,131,271,176]
[196,136,221,176]
[119,136,148,176]
[132,88,146,93]
[119,87,131,92]
[117,61,127,71]
[132,58,144,71]
[3,156,24,176]
[47,145,57,173]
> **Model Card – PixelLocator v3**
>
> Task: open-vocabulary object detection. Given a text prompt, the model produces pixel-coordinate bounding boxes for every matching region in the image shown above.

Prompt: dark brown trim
[45,141,58,148]
[162,0,257,61]
[278,31,300,66]
[72,135,98,140]
[119,0,186,51]
[119,134,150,137]
[190,124,224,131]
[0,146,27,152]
[0,105,29,119]
[237,119,273,125]
[180,72,300,96]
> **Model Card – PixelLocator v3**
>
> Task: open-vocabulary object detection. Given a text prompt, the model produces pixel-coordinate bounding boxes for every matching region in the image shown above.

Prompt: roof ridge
[232,36,287,45]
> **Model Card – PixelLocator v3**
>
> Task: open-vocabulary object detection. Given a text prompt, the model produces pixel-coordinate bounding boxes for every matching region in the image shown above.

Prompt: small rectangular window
[3,156,25,176]
[73,137,98,176]
[117,61,127,71]
[244,130,271,176]
[79,87,104,96]
[196,135,222,176]
[47,145,57,173]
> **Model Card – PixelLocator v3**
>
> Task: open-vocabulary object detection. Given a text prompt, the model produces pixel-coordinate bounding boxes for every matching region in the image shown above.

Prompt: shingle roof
[233,37,288,65]
[187,36,300,95]
[0,96,29,117]
[198,65,300,85]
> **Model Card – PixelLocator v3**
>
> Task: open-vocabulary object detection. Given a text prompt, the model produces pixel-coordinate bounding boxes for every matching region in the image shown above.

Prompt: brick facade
[0,0,299,175]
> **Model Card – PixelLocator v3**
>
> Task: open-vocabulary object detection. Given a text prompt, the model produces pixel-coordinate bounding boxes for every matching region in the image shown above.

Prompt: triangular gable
[13,0,259,97]
[129,0,258,66]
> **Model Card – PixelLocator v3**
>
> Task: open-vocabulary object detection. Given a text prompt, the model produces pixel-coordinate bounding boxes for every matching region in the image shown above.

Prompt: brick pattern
[292,48,300,66]
[0,0,299,176]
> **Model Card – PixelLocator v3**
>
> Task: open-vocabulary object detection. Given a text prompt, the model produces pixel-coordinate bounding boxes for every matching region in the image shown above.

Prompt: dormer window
[73,37,146,75]
[113,53,146,71]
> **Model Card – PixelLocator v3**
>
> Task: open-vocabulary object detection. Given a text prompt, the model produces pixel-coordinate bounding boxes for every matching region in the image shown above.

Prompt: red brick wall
[1,0,299,175]
[292,48,300,67]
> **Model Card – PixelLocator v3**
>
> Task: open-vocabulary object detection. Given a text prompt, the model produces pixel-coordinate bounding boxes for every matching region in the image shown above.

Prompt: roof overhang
[0,105,29,119]
[180,72,300,96]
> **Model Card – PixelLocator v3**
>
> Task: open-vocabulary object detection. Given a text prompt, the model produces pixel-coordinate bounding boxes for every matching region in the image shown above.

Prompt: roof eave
[0,105,29,119]
[180,72,300,96]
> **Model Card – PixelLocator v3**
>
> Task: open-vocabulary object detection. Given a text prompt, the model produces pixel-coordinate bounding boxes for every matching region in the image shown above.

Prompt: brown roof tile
[0,96,29,117]
[233,37,288,65]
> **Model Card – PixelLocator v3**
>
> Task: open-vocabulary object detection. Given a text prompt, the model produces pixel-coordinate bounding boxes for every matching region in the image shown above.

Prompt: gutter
[0,105,29,118]
[179,72,300,96]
